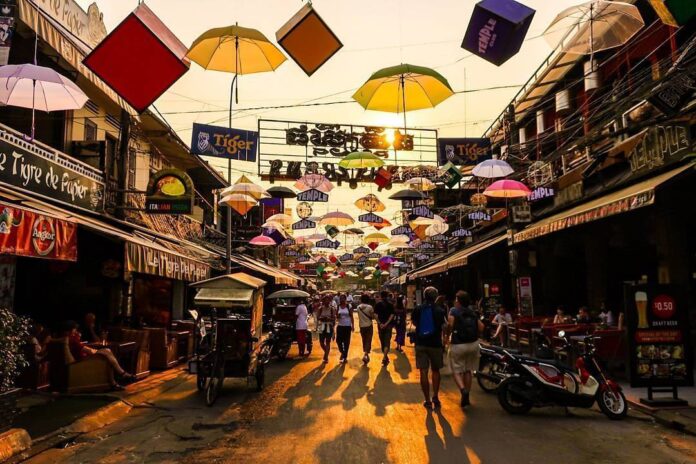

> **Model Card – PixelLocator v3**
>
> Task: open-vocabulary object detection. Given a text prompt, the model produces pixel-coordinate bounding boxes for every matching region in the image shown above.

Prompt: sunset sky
[76,0,584,232]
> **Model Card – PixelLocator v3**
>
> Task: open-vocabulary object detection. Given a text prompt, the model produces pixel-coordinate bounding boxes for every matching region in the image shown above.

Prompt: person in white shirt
[356,293,376,364]
[295,299,309,357]
[598,302,615,327]
[492,306,513,346]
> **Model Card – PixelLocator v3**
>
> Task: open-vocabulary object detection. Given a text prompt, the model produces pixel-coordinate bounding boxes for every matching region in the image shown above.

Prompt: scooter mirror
[558,330,566,338]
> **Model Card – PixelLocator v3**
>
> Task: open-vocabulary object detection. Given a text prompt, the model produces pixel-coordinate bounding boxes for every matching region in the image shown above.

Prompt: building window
[84,118,97,142]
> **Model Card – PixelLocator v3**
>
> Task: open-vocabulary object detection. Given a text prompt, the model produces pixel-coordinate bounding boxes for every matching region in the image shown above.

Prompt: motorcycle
[477,343,514,392]
[496,330,627,420]
[260,322,294,361]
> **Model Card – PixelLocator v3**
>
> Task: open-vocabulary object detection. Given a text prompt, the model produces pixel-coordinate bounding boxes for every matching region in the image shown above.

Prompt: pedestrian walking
[375,290,395,366]
[295,298,309,357]
[317,295,337,363]
[447,291,483,407]
[394,294,407,352]
[336,294,354,363]
[356,293,376,364]
[411,287,447,409]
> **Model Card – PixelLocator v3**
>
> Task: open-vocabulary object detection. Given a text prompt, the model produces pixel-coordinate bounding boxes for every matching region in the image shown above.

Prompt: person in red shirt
[65,322,134,390]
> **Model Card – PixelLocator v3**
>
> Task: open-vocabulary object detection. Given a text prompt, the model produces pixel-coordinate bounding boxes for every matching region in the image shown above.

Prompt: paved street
[27,331,696,464]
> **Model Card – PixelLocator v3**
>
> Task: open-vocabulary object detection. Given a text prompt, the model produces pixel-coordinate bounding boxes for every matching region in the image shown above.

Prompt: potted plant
[0,308,30,433]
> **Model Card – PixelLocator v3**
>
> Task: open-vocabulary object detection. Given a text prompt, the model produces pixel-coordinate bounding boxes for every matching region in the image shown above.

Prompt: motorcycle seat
[527,357,569,370]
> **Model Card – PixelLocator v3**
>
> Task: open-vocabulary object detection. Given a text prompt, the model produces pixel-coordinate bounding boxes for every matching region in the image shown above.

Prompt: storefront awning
[230,254,299,286]
[193,288,255,307]
[513,164,692,244]
[410,235,507,280]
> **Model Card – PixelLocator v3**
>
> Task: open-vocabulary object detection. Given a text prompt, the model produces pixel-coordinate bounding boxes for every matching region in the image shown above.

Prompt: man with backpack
[447,290,484,407]
[410,287,448,409]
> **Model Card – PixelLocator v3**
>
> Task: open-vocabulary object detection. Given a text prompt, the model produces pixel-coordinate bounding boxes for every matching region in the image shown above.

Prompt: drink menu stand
[641,385,689,407]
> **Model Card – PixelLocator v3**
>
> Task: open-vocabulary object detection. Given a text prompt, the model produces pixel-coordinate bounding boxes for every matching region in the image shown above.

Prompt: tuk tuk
[190,272,266,406]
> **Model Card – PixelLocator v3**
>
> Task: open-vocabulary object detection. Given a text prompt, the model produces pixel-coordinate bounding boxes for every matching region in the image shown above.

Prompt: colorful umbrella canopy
[484,180,532,199]
[249,235,277,246]
[355,194,386,212]
[544,1,644,56]
[306,233,328,242]
[187,25,286,74]
[344,228,365,235]
[404,177,436,191]
[386,238,411,249]
[364,232,389,244]
[294,174,334,192]
[320,211,355,226]
[267,186,297,199]
[219,193,258,215]
[352,63,454,113]
[472,159,514,179]
[266,289,310,299]
[409,214,445,226]
[0,64,88,139]
[266,213,293,226]
[221,182,270,200]
[389,189,426,200]
[338,151,385,169]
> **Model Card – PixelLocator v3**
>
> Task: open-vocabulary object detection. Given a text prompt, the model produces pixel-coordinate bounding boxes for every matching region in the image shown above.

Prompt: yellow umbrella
[354,193,386,212]
[221,182,269,200]
[219,194,258,216]
[405,177,436,191]
[266,213,293,226]
[319,211,355,227]
[364,232,389,244]
[338,151,385,169]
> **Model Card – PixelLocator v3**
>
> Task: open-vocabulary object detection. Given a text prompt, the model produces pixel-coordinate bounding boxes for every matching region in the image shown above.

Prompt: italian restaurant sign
[125,242,210,282]
[0,135,104,212]
[0,203,77,261]
[191,123,258,161]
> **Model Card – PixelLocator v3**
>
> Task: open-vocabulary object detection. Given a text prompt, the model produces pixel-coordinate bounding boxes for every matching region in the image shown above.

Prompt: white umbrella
[266,213,293,226]
[472,159,514,179]
[0,64,88,139]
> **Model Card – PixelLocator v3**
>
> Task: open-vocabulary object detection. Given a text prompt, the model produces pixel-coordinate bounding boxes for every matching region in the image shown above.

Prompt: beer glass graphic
[635,291,649,329]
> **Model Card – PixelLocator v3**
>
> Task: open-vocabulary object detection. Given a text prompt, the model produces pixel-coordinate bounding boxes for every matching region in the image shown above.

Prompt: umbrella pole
[226,36,240,275]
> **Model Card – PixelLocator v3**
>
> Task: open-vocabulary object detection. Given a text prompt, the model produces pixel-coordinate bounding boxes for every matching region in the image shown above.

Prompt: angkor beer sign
[258,119,438,182]
[0,133,104,212]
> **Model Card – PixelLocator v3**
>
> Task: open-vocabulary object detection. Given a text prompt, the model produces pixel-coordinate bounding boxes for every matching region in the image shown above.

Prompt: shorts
[415,345,444,370]
[319,325,334,344]
[448,342,480,373]
[378,326,393,351]
[360,325,373,353]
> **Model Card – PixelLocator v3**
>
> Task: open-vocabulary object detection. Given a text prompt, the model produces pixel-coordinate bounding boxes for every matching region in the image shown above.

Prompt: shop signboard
[145,169,194,214]
[391,225,412,236]
[353,246,370,254]
[468,211,492,222]
[280,238,295,246]
[437,137,491,166]
[430,234,448,242]
[315,239,339,249]
[517,276,533,316]
[358,213,383,223]
[411,205,434,219]
[340,253,354,261]
[0,137,105,212]
[527,186,555,202]
[511,204,532,223]
[626,284,693,388]
[125,242,210,282]
[297,188,329,202]
[0,203,77,261]
[291,219,315,230]
[626,124,691,176]
[191,123,258,161]
[451,228,472,237]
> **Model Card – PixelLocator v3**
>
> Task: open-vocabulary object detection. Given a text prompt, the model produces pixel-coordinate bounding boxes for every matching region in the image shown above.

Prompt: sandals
[432,397,441,409]
[423,401,433,409]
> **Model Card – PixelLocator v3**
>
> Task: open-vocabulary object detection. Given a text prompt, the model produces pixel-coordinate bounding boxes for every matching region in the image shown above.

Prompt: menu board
[626,285,693,388]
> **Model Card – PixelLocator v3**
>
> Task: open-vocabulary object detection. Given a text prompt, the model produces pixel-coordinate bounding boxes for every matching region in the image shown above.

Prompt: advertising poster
[437,137,491,166]
[626,285,693,388]
[0,204,77,261]
[191,123,258,162]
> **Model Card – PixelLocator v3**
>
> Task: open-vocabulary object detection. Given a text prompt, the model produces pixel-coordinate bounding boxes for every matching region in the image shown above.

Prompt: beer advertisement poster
[626,284,693,388]
[191,123,258,161]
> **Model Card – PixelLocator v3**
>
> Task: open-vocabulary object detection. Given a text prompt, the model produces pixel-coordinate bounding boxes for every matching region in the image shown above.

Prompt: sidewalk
[2,367,189,463]
[622,384,696,436]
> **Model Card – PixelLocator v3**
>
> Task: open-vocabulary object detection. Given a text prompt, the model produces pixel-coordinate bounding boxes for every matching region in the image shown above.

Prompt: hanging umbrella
[409,214,445,227]
[249,235,277,246]
[306,233,328,242]
[352,63,454,132]
[389,189,426,201]
[262,220,287,229]
[344,228,365,235]
[355,194,386,212]
[267,289,310,299]
[221,182,270,200]
[369,217,392,230]
[544,1,644,56]
[379,256,396,265]
[472,159,514,179]
[294,174,334,192]
[320,211,355,226]
[266,213,293,226]
[219,194,258,215]
[386,237,411,249]
[484,180,532,199]
[0,64,88,139]
[267,186,297,199]
[338,151,385,169]
[404,177,436,191]
[364,232,389,244]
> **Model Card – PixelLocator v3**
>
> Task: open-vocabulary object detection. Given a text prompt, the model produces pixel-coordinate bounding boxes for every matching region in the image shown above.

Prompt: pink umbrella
[294,174,334,192]
[249,235,277,246]
[483,180,532,199]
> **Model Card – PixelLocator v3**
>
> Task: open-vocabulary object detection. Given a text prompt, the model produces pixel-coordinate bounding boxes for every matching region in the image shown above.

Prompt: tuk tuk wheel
[255,364,265,391]
[205,357,224,407]
[196,370,207,391]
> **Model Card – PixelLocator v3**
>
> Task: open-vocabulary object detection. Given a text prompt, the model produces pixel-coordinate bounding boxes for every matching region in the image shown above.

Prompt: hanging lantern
[470,193,488,207]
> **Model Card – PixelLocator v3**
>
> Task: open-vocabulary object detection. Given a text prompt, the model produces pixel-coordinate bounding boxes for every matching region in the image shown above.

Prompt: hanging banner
[191,123,258,161]
[392,225,412,236]
[125,242,210,282]
[291,219,316,230]
[339,253,354,261]
[451,228,472,238]
[411,205,434,219]
[528,186,555,202]
[354,246,370,254]
[145,169,194,214]
[431,234,448,242]
[437,138,491,166]
[358,213,383,223]
[297,188,329,202]
[280,238,295,246]
[0,203,77,261]
[316,239,340,249]
[469,211,492,222]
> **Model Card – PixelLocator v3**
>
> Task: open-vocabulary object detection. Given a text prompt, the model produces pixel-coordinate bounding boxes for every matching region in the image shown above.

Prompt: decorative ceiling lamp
[461,0,536,66]
[83,2,190,113]
[276,2,343,76]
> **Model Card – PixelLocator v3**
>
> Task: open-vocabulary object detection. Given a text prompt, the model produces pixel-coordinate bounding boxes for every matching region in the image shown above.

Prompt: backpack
[417,304,435,337]
[451,306,479,344]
